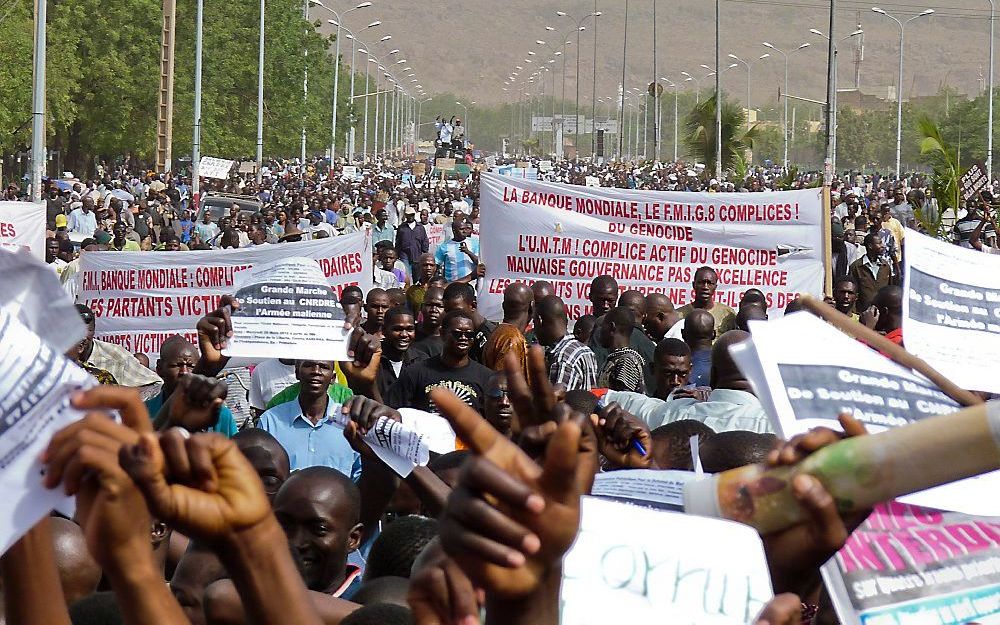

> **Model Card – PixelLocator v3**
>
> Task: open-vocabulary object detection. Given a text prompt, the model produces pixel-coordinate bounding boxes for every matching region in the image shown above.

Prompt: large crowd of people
[1,151,997,625]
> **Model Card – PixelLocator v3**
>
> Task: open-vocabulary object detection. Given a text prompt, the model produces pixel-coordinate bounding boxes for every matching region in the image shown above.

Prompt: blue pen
[596,396,648,457]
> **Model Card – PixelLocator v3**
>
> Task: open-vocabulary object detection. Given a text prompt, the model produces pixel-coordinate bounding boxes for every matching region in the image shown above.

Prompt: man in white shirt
[605,330,773,434]
[249,358,298,415]
[68,197,98,236]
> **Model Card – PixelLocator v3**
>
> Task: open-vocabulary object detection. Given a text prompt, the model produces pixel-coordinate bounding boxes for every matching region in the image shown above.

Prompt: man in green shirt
[677,266,736,339]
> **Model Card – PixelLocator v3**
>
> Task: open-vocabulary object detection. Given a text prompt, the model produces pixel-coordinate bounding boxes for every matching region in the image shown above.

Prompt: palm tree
[916,115,959,239]
[684,93,759,175]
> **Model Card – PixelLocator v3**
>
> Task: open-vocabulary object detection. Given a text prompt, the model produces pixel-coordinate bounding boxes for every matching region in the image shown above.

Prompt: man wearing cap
[68,197,98,236]
[308,210,336,238]
[395,204,428,270]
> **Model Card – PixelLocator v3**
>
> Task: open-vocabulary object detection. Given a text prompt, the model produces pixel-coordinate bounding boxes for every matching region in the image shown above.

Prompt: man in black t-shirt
[442,282,497,365]
[384,309,494,415]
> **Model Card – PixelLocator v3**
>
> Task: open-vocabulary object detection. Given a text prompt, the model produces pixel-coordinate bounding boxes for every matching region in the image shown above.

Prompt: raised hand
[340,328,382,394]
[164,373,227,432]
[196,295,239,375]
[595,401,653,469]
[753,593,802,625]
[341,395,401,457]
[505,346,558,431]
[41,386,153,570]
[407,540,481,625]
[433,388,589,599]
[120,429,271,544]
[763,413,869,596]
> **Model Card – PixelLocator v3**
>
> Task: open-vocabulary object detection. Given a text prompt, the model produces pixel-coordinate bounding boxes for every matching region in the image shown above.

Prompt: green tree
[683,93,757,174]
[916,115,960,239]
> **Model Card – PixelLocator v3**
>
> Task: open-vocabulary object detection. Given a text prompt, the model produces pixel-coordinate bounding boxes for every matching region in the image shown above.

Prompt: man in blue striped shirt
[434,218,483,282]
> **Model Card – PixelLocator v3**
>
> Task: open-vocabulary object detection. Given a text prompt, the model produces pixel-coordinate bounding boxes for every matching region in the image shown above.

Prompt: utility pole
[30,0,46,202]
[156,0,177,173]
[853,10,864,89]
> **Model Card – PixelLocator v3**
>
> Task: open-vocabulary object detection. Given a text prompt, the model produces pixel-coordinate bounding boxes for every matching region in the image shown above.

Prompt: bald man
[274,467,364,598]
[587,275,656,389]
[234,428,291,503]
[681,309,715,387]
[618,290,647,325]
[146,335,239,437]
[605,330,772,433]
[873,284,904,345]
[644,293,681,342]
[50,517,102,606]
[482,282,533,375]
[532,295,598,390]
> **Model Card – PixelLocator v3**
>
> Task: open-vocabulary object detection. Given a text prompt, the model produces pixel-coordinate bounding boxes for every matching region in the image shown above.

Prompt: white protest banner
[584,175,600,188]
[538,159,553,172]
[78,232,372,357]
[822,501,1000,625]
[341,165,359,181]
[223,257,351,362]
[731,311,1000,516]
[479,172,824,321]
[562,497,773,625]
[198,157,235,180]
[0,201,45,261]
[903,228,1000,394]
[0,307,95,554]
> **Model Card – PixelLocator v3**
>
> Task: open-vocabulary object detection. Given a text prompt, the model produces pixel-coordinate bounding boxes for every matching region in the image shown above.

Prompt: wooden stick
[798,295,984,407]
[822,185,834,297]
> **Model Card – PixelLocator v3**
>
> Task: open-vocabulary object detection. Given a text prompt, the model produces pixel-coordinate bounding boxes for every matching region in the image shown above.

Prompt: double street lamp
[555,9,601,153]
[761,41,810,169]
[872,6,934,177]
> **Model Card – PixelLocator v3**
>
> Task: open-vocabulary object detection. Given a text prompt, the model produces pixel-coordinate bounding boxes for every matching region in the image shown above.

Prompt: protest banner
[198,157,235,180]
[731,311,1000,517]
[77,232,371,358]
[538,159,553,171]
[822,501,1000,625]
[562,497,773,625]
[0,201,45,261]
[223,257,351,362]
[478,172,824,321]
[341,165,358,180]
[960,162,990,203]
[903,228,1000,395]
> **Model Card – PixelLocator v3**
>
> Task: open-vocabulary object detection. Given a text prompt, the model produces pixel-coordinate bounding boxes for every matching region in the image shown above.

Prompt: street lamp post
[989,0,995,181]
[872,7,934,177]
[312,1,371,164]
[809,28,864,173]
[556,9,601,157]
[543,27,575,159]
[681,71,702,103]
[30,0,46,201]
[728,53,770,131]
[761,41,810,169]
[192,0,204,206]
[660,77,679,161]
[256,0,265,184]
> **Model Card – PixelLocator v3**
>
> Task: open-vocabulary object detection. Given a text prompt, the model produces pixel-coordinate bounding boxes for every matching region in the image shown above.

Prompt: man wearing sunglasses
[384,309,493,416]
